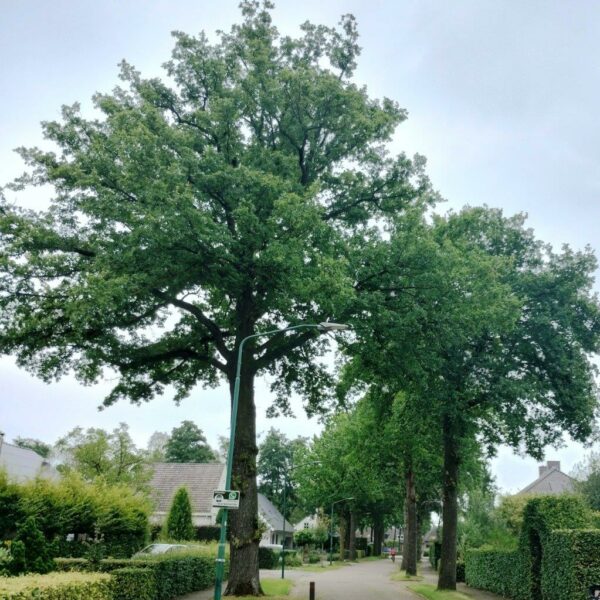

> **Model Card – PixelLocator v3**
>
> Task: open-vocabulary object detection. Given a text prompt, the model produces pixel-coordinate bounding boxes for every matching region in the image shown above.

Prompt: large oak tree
[0,2,432,593]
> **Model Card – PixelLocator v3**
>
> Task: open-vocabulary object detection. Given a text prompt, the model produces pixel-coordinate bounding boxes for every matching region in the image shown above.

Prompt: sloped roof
[0,442,59,481]
[517,466,575,495]
[150,462,225,514]
[258,493,293,532]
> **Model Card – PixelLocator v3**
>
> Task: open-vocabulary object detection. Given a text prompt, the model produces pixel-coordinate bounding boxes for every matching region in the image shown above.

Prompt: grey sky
[1,0,599,493]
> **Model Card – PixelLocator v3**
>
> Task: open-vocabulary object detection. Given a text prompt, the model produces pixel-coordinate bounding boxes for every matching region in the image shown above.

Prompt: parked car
[132,544,189,558]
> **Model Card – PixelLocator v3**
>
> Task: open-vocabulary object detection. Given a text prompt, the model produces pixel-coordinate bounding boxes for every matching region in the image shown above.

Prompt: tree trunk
[373,513,384,556]
[339,513,347,561]
[405,466,418,576]
[225,366,262,596]
[437,415,460,591]
[349,511,356,560]
[401,503,408,571]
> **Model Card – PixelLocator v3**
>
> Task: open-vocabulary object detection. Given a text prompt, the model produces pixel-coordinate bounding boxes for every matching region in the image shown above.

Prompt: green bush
[164,488,194,541]
[541,529,600,600]
[195,526,220,542]
[111,568,154,600]
[11,517,54,575]
[258,548,279,570]
[428,541,441,570]
[0,572,111,600]
[282,553,302,567]
[307,553,320,564]
[53,559,90,573]
[465,547,526,600]
[455,560,465,583]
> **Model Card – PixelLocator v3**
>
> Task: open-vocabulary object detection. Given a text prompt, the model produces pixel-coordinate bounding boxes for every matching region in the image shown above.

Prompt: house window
[304,523,309,529]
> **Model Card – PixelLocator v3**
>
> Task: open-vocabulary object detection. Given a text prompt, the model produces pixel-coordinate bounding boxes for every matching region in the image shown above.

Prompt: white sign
[212,490,240,509]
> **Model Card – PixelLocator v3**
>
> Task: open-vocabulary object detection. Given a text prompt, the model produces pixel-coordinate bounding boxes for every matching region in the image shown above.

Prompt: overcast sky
[1,0,599,494]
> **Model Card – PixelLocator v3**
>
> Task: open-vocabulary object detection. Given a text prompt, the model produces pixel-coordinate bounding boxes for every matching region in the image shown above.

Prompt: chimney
[547,460,560,472]
[0,431,4,456]
[538,464,548,477]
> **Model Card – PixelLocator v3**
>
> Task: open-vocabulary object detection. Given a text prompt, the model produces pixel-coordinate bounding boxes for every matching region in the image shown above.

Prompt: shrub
[282,553,302,567]
[11,517,54,575]
[0,572,111,600]
[53,559,90,573]
[541,529,600,600]
[308,553,320,564]
[111,568,155,600]
[164,488,194,541]
[465,547,526,600]
[258,547,279,570]
[195,526,220,542]
[428,541,441,570]
[455,560,465,583]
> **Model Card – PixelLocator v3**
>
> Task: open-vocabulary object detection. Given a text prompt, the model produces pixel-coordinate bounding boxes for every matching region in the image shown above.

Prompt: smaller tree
[572,451,600,511]
[11,516,54,574]
[164,421,215,463]
[165,487,195,541]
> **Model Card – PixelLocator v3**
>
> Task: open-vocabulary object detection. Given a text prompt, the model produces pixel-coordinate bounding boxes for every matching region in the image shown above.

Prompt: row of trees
[1,1,599,593]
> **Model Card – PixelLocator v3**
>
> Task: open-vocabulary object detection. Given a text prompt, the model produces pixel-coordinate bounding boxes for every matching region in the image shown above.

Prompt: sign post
[212,490,240,510]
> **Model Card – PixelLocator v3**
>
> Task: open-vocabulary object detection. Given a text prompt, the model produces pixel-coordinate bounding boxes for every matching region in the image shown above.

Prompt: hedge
[465,547,527,599]
[55,552,226,600]
[258,548,279,569]
[111,568,154,600]
[541,529,600,600]
[428,541,441,570]
[0,572,112,600]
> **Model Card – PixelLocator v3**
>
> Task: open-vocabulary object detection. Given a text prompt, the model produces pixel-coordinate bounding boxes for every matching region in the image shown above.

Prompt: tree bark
[405,466,418,576]
[401,503,408,571]
[373,513,384,556]
[339,513,347,561]
[349,511,356,560]
[437,415,460,590]
[225,365,262,596]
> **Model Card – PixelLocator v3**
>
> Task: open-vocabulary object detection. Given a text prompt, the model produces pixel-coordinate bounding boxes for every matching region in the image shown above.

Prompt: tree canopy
[164,420,215,463]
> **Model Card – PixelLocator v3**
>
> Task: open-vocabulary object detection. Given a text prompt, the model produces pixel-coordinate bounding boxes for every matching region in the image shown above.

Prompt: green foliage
[165,487,195,541]
[55,425,149,492]
[0,572,112,600]
[429,542,441,571]
[0,547,12,577]
[0,474,150,560]
[11,517,54,575]
[293,529,313,547]
[111,568,155,600]
[164,422,214,464]
[0,472,22,540]
[258,548,279,570]
[257,428,307,515]
[542,529,600,600]
[12,438,51,459]
[464,547,526,600]
[572,450,600,511]
[195,526,220,542]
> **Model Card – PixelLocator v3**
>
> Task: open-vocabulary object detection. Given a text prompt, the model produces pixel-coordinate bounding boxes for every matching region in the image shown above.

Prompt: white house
[0,433,59,482]
[258,493,294,548]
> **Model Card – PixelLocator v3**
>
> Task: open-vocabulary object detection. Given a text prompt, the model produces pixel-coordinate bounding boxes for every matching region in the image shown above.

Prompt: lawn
[390,570,424,582]
[235,578,293,599]
[408,583,471,600]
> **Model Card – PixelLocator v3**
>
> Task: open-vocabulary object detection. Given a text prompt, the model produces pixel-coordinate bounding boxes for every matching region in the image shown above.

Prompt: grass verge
[408,583,471,600]
[390,570,424,582]
[236,578,293,599]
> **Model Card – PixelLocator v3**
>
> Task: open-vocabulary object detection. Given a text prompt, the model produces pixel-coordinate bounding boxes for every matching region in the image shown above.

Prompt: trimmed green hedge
[258,548,279,569]
[0,572,111,600]
[465,547,526,600]
[111,568,154,600]
[428,541,441,570]
[542,529,600,600]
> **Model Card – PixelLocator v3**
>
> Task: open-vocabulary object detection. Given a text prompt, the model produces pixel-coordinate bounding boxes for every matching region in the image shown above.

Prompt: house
[294,514,319,532]
[517,460,575,495]
[149,462,225,526]
[0,433,59,482]
[258,493,294,548]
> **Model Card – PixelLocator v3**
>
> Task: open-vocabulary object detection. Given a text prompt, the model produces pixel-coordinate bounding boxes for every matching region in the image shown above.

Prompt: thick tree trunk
[349,511,356,560]
[225,366,262,596]
[339,513,347,561]
[401,503,409,571]
[437,416,460,591]
[405,466,418,576]
[373,513,384,556]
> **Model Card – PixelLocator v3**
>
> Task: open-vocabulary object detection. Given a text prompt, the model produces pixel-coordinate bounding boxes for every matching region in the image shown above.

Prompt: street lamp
[329,497,354,565]
[213,322,349,600]
[280,461,321,579]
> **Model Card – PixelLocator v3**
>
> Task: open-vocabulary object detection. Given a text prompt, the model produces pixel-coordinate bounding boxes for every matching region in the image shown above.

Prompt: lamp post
[280,461,321,579]
[329,497,354,565]
[213,322,349,600]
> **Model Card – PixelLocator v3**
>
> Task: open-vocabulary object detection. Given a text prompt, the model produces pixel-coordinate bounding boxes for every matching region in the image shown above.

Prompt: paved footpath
[186,559,503,600]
